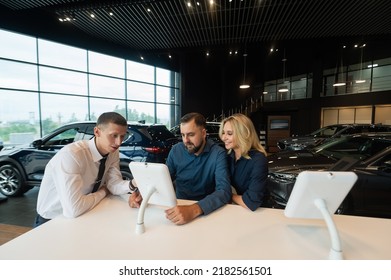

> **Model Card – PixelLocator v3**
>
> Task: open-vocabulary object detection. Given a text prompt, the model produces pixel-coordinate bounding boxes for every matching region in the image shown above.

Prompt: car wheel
[0,164,28,197]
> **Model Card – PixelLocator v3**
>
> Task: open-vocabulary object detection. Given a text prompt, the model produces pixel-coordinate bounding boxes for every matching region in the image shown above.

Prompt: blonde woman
[219,113,268,211]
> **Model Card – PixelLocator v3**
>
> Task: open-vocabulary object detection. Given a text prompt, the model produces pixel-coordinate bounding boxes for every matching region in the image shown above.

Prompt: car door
[351,152,391,218]
[24,124,88,182]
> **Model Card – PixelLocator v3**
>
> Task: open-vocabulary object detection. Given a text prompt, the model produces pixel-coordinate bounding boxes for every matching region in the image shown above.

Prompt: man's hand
[165,204,203,225]
[128,190,143,208]
[100,185,110,196]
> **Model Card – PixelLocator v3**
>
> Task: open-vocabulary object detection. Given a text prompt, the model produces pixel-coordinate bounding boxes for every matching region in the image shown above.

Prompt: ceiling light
[368,64,378,68]
[278,52,289,92]
[355,43,366,84]
[239,53,250,89]
[278,85,289,92]
[333,46,346,87]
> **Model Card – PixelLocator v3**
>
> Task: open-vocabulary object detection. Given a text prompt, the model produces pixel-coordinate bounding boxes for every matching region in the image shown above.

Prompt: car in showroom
[267,132,391,218]
[0,121,179,197]
[277,123,391,151]
[170,121,224,146]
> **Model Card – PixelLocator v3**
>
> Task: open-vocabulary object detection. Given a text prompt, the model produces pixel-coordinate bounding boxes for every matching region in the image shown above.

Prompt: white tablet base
[314,198,343,260]
[128,162,177,234]
[284,171,358,260]
[136,186,157,234]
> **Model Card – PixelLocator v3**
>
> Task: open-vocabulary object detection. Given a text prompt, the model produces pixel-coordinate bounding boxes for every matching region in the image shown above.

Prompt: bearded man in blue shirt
[129,112,231,225]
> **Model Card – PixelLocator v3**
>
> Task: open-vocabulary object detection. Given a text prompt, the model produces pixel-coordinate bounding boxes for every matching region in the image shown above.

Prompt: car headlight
[268,172,297,182]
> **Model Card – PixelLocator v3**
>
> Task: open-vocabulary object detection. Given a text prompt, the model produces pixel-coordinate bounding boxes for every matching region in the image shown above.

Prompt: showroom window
[0,28,180,146]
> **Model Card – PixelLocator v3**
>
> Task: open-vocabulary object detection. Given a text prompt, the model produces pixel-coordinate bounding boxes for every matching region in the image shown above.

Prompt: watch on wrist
[128,180,138,192]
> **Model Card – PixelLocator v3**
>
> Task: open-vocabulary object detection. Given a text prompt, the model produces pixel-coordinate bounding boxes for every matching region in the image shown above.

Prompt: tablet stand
[136,185,157,234]
[314,198,343,260]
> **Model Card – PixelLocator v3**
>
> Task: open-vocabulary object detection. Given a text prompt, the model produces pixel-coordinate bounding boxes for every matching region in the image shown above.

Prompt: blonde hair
[219,113,267,158]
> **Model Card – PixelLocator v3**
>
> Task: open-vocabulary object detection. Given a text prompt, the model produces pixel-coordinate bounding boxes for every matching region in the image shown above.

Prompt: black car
[170,121,224,146]
[0,121,178,197]
[267,133,391,218]
[277,123,391,151]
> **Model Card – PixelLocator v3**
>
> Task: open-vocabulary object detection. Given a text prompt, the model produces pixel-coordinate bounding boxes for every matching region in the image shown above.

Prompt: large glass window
[89,98,126,120]
[0,28,180,147]
[89,74,125,99]
[39,66,88,95]
[0,29,37,63]
[38,39,87,71]
[127,81,154,102]
[262,74,312,102]
[372,64,391,92]
[0,90,39,143]
[127,60,154,83]
[40,94,89,135]
[89,51,124,77]
[0,60,38,91]
[156,67,171,86]
[127,101,155,123]
[291,75,310,100]
[322,57,391,96]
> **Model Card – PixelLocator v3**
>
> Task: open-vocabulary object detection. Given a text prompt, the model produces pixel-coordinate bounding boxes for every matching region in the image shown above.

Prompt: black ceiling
[1,0,391,54]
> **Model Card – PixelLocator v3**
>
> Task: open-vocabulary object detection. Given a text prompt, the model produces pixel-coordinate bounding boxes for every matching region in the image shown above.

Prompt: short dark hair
[97,112,127,127]
[181,112,206,128]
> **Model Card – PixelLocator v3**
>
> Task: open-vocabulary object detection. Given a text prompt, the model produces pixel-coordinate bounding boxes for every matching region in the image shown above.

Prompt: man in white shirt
[35,112,136,227]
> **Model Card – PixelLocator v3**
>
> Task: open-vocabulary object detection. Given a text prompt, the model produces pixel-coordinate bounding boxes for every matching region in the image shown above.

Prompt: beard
[184,139,204,154]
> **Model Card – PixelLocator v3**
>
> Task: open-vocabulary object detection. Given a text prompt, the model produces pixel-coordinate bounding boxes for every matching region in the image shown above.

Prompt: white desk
[1,195,390,260]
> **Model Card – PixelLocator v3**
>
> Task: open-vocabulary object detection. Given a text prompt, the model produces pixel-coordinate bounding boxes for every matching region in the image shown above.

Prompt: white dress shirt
[37,138,129,219]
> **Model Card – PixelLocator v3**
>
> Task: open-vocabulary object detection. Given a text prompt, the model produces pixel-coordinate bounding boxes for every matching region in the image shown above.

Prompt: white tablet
[129,162,177,207]
[284,171,358,219]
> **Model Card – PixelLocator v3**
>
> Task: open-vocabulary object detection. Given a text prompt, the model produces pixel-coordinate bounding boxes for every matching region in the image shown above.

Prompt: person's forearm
[232,194,249,210]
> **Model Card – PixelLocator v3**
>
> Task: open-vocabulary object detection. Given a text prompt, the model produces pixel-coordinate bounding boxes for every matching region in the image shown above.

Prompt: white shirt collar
[88,137,103,163]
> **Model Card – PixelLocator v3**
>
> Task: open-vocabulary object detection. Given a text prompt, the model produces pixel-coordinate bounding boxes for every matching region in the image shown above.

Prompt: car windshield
[147,126,176,140]
[313,136,391,161]
[309,125,346,138]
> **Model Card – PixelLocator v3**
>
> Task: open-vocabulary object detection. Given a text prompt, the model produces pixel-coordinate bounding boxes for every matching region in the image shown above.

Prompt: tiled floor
[0,187,38,228]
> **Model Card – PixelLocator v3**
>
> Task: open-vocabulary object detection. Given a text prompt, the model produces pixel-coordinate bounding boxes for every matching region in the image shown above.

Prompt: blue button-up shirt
[166,139,231,215]
[228,150,268,211]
